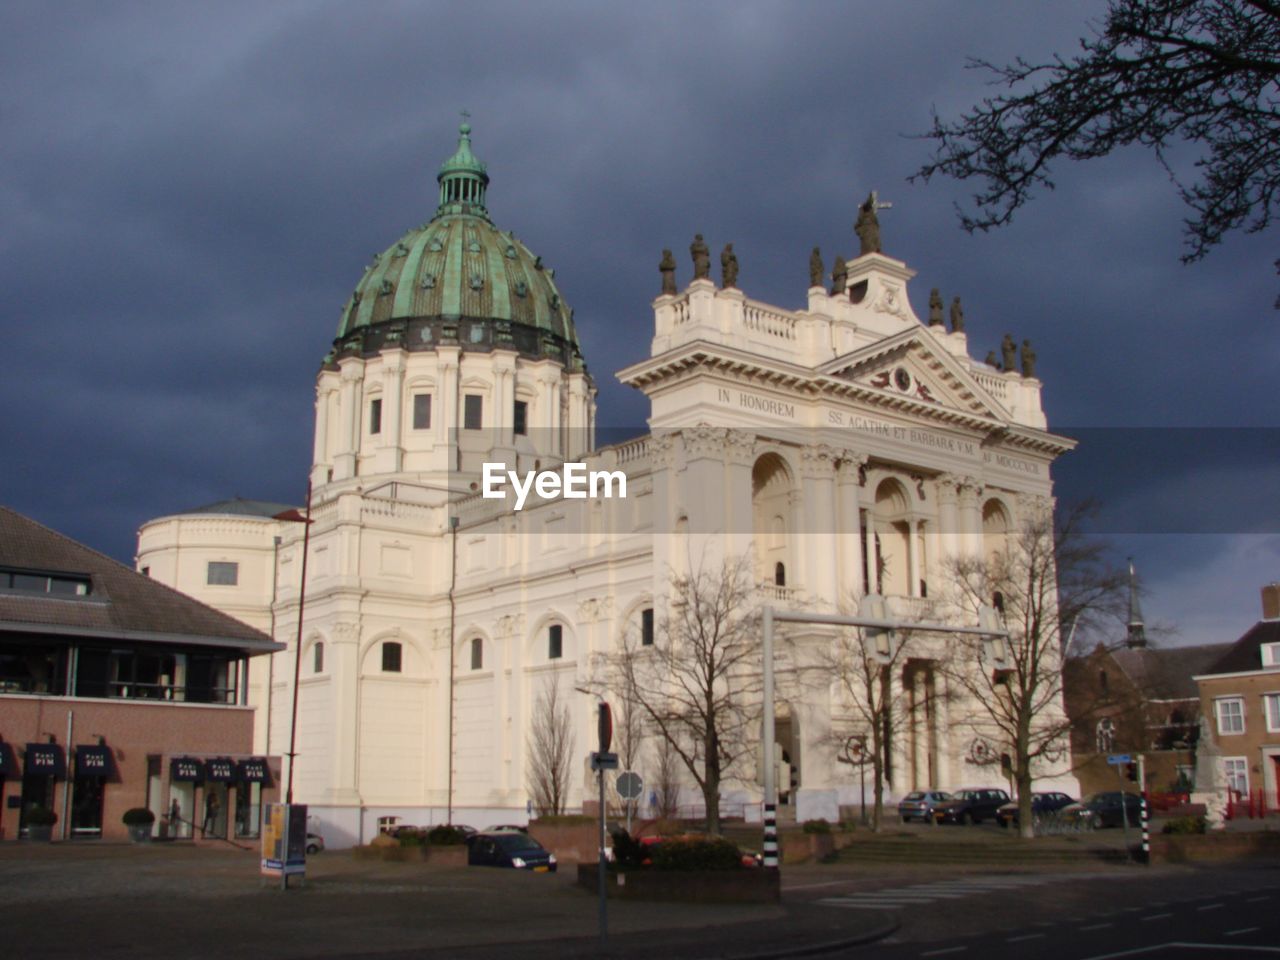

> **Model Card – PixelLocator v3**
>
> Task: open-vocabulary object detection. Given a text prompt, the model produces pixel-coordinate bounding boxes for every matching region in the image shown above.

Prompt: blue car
[467,831,557,871]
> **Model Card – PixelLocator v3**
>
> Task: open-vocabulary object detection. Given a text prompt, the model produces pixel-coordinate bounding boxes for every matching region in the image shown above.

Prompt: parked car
[305,832,325,854]
[995,792,1076,828]
[1059,791,1144,829]
[467,831,557,871]
[933,788,1011,824]
[898,790,952,823]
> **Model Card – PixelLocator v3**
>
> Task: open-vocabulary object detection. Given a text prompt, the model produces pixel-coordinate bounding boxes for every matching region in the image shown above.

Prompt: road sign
[591,751,619,771]
[1106,754,1132,765]
[616,771,643,800]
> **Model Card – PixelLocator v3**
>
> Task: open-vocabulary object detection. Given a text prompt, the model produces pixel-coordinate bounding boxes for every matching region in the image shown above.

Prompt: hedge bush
[801,818,832,834]
[533,814,595,826]
[609,829,648,870]
[122,807,156,826]
[426,825,469,845]
[651,836,743,872]
[1161,815,1207,835]
[397,829,428,848]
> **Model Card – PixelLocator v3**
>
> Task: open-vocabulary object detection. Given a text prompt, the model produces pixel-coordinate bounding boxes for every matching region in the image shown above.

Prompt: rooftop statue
[854,192,882,255]
[1002,333,1017,372]
[831,255,847,296]
[721,243,739,288]
[950,296,965,333]
[985,350,999,368]
[809,247,824,288]
[690,234,711,280]
[1020,339,1037,378]
[928,288,944,326]
[659,249,677,295]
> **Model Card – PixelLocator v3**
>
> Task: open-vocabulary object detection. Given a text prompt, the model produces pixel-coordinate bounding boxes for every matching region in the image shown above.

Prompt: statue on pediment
[1021,339,1037,378]
[854,192,882,255]
[659,249,677,295]
[1002,334,1017,372]
[929,288,944,326]
[690,234,711,280]
[721,243,739,288]
[985,350,999,368]
[950,296,965,333]
[831,255,847,296]
[809,247,824,287]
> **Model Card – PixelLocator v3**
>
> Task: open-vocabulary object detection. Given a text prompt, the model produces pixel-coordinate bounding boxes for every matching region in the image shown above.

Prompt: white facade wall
[139,249,1079,846]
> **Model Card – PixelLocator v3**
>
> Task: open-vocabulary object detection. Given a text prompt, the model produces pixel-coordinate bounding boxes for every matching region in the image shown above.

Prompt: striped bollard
[763,802,778,868]
[1140,791,1150,864]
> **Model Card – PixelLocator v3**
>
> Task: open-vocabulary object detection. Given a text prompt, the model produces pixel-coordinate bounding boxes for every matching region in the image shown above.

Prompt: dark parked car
[995,792,1076,828]
[933,788,1011,824]
[897,790,952,823]
[467,831,557,871]
[1059,791,1144,829]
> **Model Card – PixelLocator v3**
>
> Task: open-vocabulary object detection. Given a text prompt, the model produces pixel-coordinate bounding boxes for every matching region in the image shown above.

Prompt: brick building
[0,507,282,842]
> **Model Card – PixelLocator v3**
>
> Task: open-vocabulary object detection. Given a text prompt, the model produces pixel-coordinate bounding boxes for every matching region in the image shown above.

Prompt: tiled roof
[1199,620,1280,676]
[1111,643,1233,700]
[0,506,277,651]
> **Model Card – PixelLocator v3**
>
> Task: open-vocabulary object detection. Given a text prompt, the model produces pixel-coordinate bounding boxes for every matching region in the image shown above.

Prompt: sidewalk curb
[717,915,901,960]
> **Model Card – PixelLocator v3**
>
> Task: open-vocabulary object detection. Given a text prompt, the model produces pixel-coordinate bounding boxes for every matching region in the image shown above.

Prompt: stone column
[330,621,362,805]
[836,454,865,605]
[935,474,960,575]
[724,431,757,562]
[312,380,337,487]
[907,518,921,598]
[957,477,983,559]
[864,512,880,595]
[437,347,460,473]
[334,361,363,480]
[376,351,405,474]
[800,445,839,607]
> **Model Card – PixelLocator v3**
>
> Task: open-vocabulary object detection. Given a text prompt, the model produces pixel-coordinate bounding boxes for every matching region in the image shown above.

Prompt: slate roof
[1111,643,1233,700]
[1198,620,1280,676]
[177,497,297,519]
[0,506,279,652]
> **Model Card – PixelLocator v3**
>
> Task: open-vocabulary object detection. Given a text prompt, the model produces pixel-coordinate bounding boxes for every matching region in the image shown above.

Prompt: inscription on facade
[983,451,1042,475]
[717,387,795,419]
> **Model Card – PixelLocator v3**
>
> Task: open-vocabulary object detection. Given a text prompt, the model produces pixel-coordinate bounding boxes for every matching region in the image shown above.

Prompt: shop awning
[170,757,204,782]
[0,741,16,777]
[237,757,270,783]
[205,757,236,782]
[24,743,66,779]
[75,744,114,779]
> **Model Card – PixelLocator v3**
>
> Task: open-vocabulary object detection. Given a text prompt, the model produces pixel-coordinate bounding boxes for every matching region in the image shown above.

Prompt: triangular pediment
[817,328,1011,421]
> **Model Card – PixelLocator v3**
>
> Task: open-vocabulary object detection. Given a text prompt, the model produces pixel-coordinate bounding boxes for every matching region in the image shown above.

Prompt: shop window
[470,637,483,670]
[382,641,402,673]
[548,624,562,660]
[641,608,654,647]
[207,561,238,586]
[369,398,382,434]
[513,400,528,436]
[464,394,483,430]
[413,393,432,430]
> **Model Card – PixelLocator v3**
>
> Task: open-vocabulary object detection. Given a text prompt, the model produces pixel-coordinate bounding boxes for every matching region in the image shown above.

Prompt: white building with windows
[138,125,1079,846]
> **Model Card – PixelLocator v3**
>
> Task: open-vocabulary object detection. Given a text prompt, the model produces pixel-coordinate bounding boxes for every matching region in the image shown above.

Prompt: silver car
[898,790,951,823]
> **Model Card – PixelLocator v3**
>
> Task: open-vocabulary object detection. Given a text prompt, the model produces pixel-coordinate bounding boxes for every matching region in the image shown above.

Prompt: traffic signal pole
[1138,753,1149,864]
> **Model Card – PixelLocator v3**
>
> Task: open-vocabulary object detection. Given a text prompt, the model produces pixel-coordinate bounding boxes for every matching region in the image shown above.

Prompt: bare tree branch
[526,675,575,817]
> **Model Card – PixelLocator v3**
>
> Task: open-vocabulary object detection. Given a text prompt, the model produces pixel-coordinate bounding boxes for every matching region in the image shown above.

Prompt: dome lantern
[436,118,490,218]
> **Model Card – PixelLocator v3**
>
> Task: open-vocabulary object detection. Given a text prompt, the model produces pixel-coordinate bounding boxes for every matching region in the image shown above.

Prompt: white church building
[137,125,1078,847]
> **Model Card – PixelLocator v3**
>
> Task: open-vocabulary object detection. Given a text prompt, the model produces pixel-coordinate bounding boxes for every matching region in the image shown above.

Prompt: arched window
[1096,717,1115,754]
[382,642,402,673]
[992,591,1005,614]
[470,637,483,671]
[641,608,654,646]
[774,562,786,587]
[548,624,563,660]
[313,642,324,674]
[1099,669,1109,696]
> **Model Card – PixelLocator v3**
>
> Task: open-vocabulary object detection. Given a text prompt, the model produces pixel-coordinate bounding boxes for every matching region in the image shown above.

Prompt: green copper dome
[330,123,583,371]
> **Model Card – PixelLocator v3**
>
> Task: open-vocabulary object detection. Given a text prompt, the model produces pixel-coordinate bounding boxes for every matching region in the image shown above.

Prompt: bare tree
[912,0,1280,290]
[526,675,575,817]
[651,733,682,820]
[611,554,761,835]
[942,502,1126,838]
[611,655,646,821]
[819,609,933,832]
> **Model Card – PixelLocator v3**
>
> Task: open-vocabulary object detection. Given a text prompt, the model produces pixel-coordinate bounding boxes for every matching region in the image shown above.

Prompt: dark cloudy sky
[2,1,1275,647]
